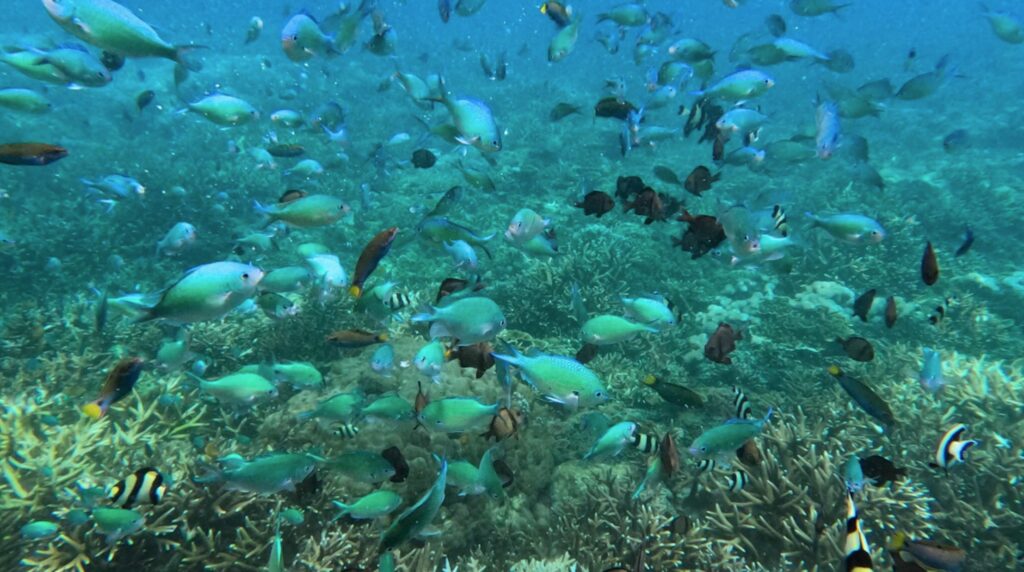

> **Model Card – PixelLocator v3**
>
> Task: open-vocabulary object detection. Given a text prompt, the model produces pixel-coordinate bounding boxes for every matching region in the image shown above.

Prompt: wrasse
[0,142,67,166]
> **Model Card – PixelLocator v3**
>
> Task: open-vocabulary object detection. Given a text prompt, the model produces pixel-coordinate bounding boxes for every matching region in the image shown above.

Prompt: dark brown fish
[350,227,399,298]
[575,190,615,218]
[481,407,525,441]
[101,50,125,71]
[436,276,485,303]
[492,458,515,488]
[683,165,720,196]
[884,296,898,328]
[83,357,145,419]
[736,439,762,466]
[0,143,68,166]
[279,189,307,203]
[765,14,787,37]
[381,446,409,483]
[712,136,725,162]
[541,1,573,27]
[836,336,875,362]
[576,343,600,364]
[659,432,680,477]
[623,187,666,224]
[412,148,436,168]
[449,342,495,378]
[642,374,703,407]
[852,288,876,322]
[858,454,907,487]
[614,175,646,201]
[673,210,726,260]
[704,322,742,365]
[325,329,388,348]
[135,90,155,111]
[266,143,305,158]
[550,102,582,121]
[595,96,640,120]
[921,241,939,286]
[954,226,973,257]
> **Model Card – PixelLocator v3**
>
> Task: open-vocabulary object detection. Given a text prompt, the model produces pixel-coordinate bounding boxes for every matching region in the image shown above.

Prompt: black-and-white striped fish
[385,290,412,311]
[771,204,788,237]
[696,458,717,473]
[108,467,166,508]
[930,423,977,472]
[733,386,752,420]
[725,470,748,492]
[632,432,660,454]
[334,424,360,439]
[843,491,874,572]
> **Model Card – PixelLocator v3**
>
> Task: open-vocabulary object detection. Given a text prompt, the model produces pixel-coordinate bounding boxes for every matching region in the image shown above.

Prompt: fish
[430,77,501,152]
[20,521,59,540]
[492,346,608,410]
[449,342,495,378]
[332,490,402,520]
[889,533,966,572]
[704,323,742,365]
[843,455,870,494]
[334,424,360,439]
[919,348,945,394]
[725,470,749,492]
[733,387,752,420]
[42,0,198,66]
[135,89,155,111]
[853,289,876,322]
[930,423,978,472]
[980,3,1024,44]
[858,455,907,486]
[594,97,640,120]
[0,88,51,114]
[438,0,452,22]
[942,129,970,154]
[896,55,956,100]
[548,17,581,62]
[83,357,144,419]
[137,261,263,323]
[575,343,599,364]
[267,144,305,158]
[108,467,166,508]
[836,337,875,362]
[827,365,896,427]
[281,12,336,62]
[183,94,259,126]
[692,69,775,101]
[156,222,197,257]
[412,296,506,345]
[379,457,446,552]
[326,329,388,348]
[689,410,772,463]
[244,16,263,44]
[0,142,68,166]
[921,242,940,286]
[652,165,682,187]
[582,315,658,346]
[632,431,661,454]
[194,372,278,407]
[381,446,409,483]
[540,1,573,27]
[416,340,449,384]
[883,296,898,329]
[806,213,885,244]
[674,210,726,260]
[597,3,649,26]
[683,166,720,196]
[326,450,400,484]
[256,195,349,228]
[842,491,875,572]
[349,227,398,298]
[201,453,317,494]
[412,149,437,169]
[575,191,615,218]
[765,14,787,36]
[584,421,638,460]
[481,407,525,441]
[419,397,499,433]
[91,507,145,543]
[954,226,974,257]
[549,102,581,121]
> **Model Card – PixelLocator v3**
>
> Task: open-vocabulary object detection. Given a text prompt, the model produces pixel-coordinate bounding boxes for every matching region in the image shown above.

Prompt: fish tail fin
[330,501,350,521]
[888,531,907,551]
[81,398,108,420]
[349,285,363,298]
[173,45,207,72]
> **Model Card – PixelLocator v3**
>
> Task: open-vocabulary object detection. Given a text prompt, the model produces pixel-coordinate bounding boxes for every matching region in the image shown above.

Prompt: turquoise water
[2,1,1023,570]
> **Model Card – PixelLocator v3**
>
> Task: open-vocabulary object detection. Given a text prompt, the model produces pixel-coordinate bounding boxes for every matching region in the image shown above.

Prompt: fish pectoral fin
[71,17,94,36]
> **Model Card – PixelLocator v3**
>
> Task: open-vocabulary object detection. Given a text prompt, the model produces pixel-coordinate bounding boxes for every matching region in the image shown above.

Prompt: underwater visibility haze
[2,0,1024,570]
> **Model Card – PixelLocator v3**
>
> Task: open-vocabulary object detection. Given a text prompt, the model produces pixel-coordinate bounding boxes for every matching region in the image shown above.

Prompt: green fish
[20,520,59,540]
[631,455,665,499]
[332,490,402,520]
[548,16,581,62]
[445,448,504,499]
[688,409,773,463]
[0,49,69,84]
[267,519,283,572]
[362,394,415,423]
[418,397,499,433]
[417,216,495,251]
[135,261,264,323]
[209,453,318,494]
[431,78,502,152]
[42,0,196,64]
[582,315,659,345]
[379,457,447,552]
[584,421,638,460]
[256,194,349,228]
[258,361,323,390]
[32,45,111,87]
[693,69,775,101]
[194,373,277,407]
[279,508,304,525]
[621,295,676,329]
[0,88,51,113]
[412,296,506,345]
[492,347,609,409]
[185,94,259,126]
[298,391,364,423]
[326,451,397,484]
[91,508,144,543]
[260,266,312,293]
[596,3,648,26]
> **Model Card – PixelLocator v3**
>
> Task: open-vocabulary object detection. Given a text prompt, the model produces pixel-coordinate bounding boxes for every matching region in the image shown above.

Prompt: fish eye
[700,446,708,453]
[242,273,250,279]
